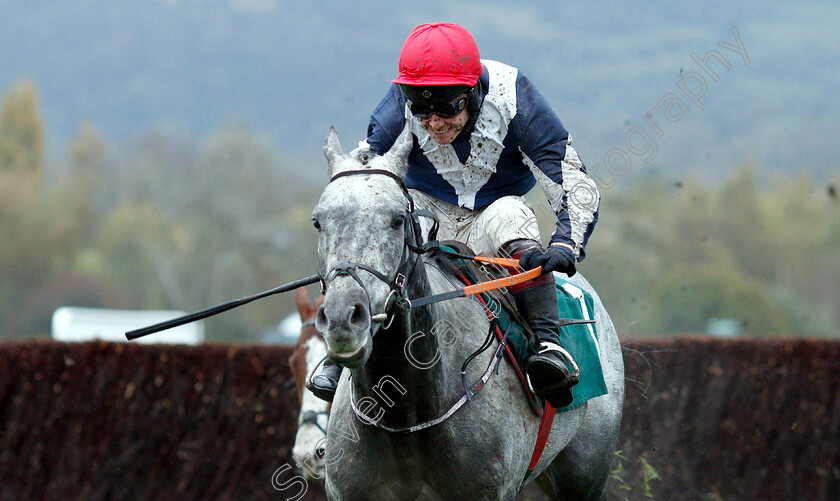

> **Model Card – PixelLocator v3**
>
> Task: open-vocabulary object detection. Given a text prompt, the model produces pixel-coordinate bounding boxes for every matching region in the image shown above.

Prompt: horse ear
[324,126,346,177]
[382,124,412,179]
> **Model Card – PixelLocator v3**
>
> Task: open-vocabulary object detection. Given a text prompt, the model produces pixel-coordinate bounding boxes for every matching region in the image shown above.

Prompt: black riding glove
[519,244,577,277]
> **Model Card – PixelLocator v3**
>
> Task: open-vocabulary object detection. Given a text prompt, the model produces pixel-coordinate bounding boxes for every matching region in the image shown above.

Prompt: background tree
[1,76,836,341]
[0,79,44,176]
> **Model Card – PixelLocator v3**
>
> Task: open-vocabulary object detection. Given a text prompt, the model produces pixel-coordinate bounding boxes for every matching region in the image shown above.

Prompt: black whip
[125,274,321,340]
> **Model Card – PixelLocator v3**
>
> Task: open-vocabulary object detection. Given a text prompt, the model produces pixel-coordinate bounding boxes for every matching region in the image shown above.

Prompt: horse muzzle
[315,289,374,368]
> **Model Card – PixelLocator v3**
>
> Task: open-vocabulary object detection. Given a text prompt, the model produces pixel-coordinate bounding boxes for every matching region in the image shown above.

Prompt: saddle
[427,241,609,416]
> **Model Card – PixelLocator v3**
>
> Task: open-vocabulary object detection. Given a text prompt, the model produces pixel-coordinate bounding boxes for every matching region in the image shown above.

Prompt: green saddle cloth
[489,276,608,411]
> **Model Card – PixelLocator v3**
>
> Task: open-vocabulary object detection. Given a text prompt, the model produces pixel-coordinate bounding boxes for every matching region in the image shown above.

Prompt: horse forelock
[330,149,406,181]
[325,125,410,179]
[318,156,411,221]
[347,145,374,165]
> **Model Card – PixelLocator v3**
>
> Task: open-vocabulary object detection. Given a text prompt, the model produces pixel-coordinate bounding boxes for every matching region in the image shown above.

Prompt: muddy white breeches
[410,190,541,256]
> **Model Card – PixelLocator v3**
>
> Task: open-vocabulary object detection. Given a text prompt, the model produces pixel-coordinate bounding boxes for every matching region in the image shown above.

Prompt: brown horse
[289,287,329,479]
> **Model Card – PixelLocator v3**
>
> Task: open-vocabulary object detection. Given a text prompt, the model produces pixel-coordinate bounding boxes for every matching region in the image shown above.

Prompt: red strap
[450,267,555,470]
[528,403,556,469]
[473,254,556,460]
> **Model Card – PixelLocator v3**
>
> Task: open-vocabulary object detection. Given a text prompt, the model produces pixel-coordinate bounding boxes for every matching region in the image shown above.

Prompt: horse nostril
[315,306,328,331]
[349,303,369,328]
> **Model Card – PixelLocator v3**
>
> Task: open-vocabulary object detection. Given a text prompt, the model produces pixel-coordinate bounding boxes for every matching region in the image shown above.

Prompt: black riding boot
[307,359,343,403]
[502,240,580,408]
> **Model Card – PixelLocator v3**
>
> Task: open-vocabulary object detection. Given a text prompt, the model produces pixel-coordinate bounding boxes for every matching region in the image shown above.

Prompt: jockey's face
[419,103,470,145]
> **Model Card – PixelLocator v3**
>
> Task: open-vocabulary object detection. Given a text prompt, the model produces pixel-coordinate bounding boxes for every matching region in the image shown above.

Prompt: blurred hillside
[2,1,838,340]
[1,0,838,180]
[1,81,838,341]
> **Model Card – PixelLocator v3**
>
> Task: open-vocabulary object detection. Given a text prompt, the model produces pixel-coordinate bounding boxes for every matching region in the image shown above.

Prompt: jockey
[309,22,599,409]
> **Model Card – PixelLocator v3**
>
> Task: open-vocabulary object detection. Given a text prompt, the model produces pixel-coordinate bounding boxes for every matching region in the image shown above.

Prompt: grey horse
[312,126,624,500]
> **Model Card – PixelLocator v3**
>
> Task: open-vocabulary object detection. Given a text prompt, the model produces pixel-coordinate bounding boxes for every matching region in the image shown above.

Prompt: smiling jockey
[309,23,600,409]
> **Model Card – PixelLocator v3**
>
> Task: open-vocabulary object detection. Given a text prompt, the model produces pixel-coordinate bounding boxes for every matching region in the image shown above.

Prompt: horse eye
[312,218,321,230]
[391,215,405,229]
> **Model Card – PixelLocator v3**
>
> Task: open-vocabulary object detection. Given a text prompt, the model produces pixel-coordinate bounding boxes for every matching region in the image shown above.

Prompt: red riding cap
[392,23,482,87]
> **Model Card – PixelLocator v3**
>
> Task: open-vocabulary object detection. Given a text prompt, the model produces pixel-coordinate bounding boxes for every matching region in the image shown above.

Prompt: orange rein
[463,261,542,296]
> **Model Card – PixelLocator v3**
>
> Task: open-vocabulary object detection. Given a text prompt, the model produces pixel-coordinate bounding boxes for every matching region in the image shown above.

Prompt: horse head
[289,287,325,404]
[289,287,329,480]
[313,126,414,368]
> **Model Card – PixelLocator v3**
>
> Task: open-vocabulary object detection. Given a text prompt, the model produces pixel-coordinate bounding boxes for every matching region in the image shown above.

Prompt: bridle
[317,167,528,435]
[318,168,437,330]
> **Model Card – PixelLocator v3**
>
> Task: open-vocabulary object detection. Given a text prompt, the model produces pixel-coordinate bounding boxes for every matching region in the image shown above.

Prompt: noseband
[319,168,436,329]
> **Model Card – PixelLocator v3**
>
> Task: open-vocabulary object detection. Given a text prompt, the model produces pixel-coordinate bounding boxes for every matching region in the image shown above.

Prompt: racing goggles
[407,92,470,119]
